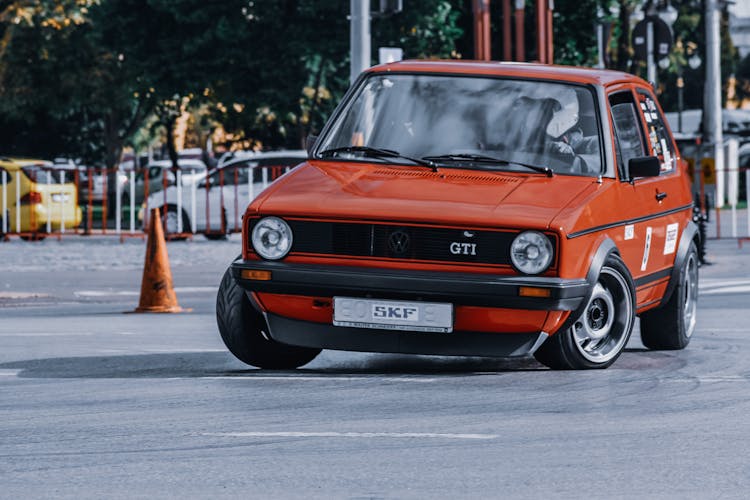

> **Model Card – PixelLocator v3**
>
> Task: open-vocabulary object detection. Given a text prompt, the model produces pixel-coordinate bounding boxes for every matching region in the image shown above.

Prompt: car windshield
[317,73,603,176]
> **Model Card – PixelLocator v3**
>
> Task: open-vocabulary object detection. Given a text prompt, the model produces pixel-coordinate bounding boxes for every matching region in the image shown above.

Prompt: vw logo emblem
[388,231,410,254]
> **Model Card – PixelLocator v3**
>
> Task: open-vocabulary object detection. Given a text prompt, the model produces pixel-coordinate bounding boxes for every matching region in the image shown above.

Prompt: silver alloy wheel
[683,253,698,338]
[164,209,179,234]
[572,267,633,364]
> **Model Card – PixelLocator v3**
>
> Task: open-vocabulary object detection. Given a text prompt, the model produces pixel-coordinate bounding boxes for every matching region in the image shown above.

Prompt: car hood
[255,161,596,230]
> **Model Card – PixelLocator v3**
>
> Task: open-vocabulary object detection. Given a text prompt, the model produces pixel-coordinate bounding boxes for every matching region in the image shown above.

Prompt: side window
[636,90,676,173]
[609,91,646,178]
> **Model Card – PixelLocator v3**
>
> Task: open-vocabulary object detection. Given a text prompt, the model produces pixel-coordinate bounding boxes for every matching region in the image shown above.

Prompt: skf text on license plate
[372,304,419,322]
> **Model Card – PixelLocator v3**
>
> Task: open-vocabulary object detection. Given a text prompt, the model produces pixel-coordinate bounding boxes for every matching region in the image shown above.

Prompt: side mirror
[628,156,660,179]
[305,135,318,157]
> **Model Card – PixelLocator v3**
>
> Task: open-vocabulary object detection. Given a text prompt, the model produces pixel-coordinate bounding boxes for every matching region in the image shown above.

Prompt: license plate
[51,193,70,203]
[333,297,453,333]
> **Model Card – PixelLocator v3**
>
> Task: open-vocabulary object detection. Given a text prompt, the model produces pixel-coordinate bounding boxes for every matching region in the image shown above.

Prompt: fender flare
[556,237,619,334]
[659,220,699,307]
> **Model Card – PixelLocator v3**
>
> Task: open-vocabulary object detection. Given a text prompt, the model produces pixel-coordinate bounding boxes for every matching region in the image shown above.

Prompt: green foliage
[0,0,741,160]
[553,0,602,66]
[374,0,462,59]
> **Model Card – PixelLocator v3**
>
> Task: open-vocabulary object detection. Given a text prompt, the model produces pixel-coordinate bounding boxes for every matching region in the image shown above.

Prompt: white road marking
[0,370,22,377]
[700,278,750,287]
[74,286,215,298]
[202,431,497,440]
[0,292,50,299]
[700,285,750,295]
[74,291,139,297]
[663,376,748,383]
[0,332,96,337]
[170,375,437,383]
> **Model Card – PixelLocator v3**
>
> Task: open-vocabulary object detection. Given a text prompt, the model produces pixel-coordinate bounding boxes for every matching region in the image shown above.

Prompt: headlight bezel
[510,230,554,275]
[251,216,293,260]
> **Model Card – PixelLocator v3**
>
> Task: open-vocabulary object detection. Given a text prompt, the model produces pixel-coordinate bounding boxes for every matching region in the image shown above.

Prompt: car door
[633,87,692,274]
[607,86,683,308]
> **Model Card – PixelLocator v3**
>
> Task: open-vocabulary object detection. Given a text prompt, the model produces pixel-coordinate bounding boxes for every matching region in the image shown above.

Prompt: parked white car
[134,159,208,205]
[142,150,306,239]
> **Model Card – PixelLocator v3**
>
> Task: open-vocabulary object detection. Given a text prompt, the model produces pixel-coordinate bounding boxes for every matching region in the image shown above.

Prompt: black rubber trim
[231,259,589,310]
[567,203,693,239]
[555,238,618,334]
[636,299,661,311]
[264,313,546,358]
[659,221,698,307]
[634,267,673,288]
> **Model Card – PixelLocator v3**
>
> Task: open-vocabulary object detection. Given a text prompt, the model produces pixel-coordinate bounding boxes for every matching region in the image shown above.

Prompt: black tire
[216,268,321,369]
[534,254,636,369]
[20,234,46,241]
[640,242,698,350]
[204,232,227,241]
[161,205,190,241]
[0,211,7,241]
[204,209,228,240]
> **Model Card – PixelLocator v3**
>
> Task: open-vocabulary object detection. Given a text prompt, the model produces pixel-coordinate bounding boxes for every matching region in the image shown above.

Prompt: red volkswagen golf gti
[216,61,699,370]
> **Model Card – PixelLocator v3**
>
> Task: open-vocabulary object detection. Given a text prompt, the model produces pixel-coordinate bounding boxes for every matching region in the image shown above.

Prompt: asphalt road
[2,235,750,498]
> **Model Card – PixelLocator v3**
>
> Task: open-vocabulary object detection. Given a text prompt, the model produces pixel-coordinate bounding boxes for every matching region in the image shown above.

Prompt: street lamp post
[668,39,702,134]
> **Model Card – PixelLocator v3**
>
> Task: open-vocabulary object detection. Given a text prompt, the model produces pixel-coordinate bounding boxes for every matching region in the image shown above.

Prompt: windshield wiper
[318,146,438,172]
[421,153,553,178]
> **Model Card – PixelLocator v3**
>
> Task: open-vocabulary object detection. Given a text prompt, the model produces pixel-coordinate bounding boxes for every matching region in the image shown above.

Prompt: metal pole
[514,0,525,62]
[705,0,724,208]
[546,0,554,63]
[46,171,52,234]
[350,0,370,85]
[677,69,684,133]
[473,0,491,61]
[59,171,65,234]
[129,170,135,233]
[1,170,6,234]
[536,0,547,63]
[647,20,656,84]
[502,0,512,61]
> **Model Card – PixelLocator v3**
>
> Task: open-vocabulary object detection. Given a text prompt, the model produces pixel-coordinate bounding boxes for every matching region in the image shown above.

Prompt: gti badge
[450,242,477,255]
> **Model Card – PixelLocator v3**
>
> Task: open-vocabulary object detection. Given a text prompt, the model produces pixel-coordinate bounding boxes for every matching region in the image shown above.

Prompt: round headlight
[251,216,293,260]
[510,231,553,275]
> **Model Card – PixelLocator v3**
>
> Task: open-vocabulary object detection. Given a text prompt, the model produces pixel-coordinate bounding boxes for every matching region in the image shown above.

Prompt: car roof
[0,158,53,170]
[366,60,644,87]
[217,149,307,168]
[147,159,207,169]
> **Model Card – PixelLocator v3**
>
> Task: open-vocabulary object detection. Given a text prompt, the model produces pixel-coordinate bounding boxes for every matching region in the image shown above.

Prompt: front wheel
[639,242,698,350]
[534,254,636,369]
[216,268,321,369]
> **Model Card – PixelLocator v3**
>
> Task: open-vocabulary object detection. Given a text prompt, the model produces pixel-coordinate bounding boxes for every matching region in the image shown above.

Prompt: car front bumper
[231,258,591,357]
[231,259,589,310]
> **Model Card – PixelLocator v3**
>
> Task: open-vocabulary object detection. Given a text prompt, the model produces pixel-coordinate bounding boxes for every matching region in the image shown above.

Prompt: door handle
[656,191,668,201]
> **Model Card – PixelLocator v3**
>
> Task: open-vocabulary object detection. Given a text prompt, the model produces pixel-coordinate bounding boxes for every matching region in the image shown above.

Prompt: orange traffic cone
[132,207,187,313]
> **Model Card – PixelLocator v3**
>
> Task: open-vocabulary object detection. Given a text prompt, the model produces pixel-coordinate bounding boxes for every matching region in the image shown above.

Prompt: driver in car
[544,91,598,156]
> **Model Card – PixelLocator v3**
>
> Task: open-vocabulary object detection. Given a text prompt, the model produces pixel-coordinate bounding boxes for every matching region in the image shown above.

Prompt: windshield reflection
[317,74,602,176]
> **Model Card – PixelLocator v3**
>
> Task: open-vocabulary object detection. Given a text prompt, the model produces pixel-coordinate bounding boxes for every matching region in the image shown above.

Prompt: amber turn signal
[518,286,551,298]
[241,270,272,281]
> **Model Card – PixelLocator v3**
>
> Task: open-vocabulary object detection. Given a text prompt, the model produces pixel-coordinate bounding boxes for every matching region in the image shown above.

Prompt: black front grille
[270,220,555,267]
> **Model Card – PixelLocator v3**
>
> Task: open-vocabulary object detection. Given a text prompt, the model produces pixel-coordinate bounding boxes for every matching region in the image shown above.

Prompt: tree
[0,2,148,167]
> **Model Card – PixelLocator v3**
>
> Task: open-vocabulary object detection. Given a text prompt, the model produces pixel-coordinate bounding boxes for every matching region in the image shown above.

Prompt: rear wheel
[534,254,635,369]
[216,268,320,369]
[639,242,698,350]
